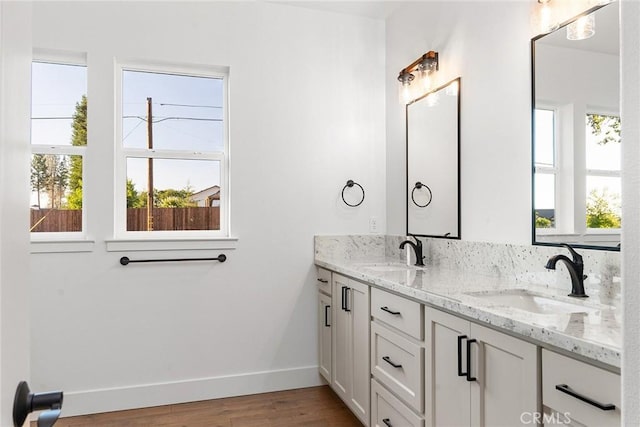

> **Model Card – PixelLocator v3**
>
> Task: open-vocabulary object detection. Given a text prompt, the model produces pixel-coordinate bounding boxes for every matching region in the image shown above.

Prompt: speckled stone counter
[314,235,621,369]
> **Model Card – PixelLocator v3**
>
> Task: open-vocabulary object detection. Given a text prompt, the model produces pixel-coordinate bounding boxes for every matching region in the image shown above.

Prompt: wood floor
[35,386,362,427]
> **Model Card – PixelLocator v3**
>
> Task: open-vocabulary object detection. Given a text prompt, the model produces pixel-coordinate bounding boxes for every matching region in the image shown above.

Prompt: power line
[159,103,222,109]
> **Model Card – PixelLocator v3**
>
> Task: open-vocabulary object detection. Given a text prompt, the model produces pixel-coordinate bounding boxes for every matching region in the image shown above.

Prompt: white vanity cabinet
[542,349,620,426]
[332,273,370,426]
[370,287,425,424]
[316,268,332,382]
[425,308,539,427]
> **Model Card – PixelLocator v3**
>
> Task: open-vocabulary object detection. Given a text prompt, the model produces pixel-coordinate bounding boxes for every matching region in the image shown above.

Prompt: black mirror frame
[530,3,620,252]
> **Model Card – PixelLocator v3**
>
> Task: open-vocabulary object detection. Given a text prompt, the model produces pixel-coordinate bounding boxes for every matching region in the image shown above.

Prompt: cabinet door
[349,279,371,426]
[425,308,471,427]
[469,323,539,427]
[318,292,332,382]
[332,274,351,401]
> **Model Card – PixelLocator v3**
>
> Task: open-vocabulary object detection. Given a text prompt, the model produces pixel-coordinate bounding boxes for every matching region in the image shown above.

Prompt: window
[30,60,87,235]
[534,108,556,229]
[116,65,228,237]
[585,113,621,229]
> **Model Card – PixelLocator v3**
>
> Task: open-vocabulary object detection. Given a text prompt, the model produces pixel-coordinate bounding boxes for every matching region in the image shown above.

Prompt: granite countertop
[315,255,621,369]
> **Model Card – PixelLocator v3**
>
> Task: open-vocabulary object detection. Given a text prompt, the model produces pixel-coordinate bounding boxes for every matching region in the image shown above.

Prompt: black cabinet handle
[382,418,392,427]
[380,306,401,316]
[341,286,347,311]
[382,356,402,369]
[324,305,330,327]
[555,384,616,411]
[317,278,328,283]
[457,335,467,377]
[344,287,351,312]
[466,338,477,382]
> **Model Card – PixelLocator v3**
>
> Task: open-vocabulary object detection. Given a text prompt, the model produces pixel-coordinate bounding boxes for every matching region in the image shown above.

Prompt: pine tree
[67,95,87,209]
[30,154,51,208]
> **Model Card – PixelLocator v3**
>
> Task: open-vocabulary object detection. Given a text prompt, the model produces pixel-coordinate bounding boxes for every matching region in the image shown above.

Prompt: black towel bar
[120,254,226,265]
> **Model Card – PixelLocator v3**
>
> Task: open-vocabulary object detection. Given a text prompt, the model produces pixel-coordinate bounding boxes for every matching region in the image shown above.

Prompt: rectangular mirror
[532,2,620,250]
[407,77,461,239]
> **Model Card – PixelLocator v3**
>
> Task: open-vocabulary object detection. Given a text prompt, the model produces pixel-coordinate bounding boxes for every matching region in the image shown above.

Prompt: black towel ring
[411,182,432,208]
[342,180,365,207]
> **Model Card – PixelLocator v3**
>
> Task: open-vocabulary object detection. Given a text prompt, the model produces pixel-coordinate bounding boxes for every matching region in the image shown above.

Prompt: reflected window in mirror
[532,1,620,250]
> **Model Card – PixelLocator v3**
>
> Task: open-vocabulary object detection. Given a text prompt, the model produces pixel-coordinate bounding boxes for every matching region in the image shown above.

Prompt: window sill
[105,237,238,252]
[31,239,96,254]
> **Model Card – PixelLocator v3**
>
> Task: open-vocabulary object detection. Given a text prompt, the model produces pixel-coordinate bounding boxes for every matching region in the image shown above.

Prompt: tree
[67,95,87,209]
[587,114,621,145]
[47,155,69,209]
[30,154,51,208]
[155,187,197,208]
[126,179,144,208]
[535,212,553,229]
[586,189,621,229]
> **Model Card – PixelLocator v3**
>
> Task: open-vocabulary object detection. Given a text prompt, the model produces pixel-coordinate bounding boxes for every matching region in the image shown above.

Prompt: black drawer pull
[382,418,392,427]
[382,356,402,369]
[457,335,467,377]
[341,286,347,311]
[344,287,351,312]
[317,278,328,283]
[466,338,477,382]
[555,384,616,411]
[324,305,330,327]
[380,306,401,316]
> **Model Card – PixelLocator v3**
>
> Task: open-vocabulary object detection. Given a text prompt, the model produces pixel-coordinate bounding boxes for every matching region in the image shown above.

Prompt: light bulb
[567,13,595,40]
[397,70,415,104]
[419,69,433,93]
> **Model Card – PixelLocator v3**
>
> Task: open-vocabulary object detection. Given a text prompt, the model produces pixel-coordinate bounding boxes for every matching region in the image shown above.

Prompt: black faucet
[399,235,425,267]
[545,243,588,298]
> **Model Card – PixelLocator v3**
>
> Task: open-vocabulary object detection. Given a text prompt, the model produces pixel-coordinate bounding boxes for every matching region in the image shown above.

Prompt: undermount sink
[355,262,421,273]
[464,289,602,315]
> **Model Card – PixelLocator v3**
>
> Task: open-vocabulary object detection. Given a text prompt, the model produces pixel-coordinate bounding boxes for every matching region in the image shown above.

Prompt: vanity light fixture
[398,50,439,104]
[566,13,595,40]
[536,0,558,34]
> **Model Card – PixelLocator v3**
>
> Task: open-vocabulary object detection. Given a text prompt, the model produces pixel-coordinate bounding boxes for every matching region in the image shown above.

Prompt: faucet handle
[559,243,583,265]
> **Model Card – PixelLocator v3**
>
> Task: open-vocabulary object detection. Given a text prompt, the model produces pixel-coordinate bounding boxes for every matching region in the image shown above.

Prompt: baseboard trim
[61,365,323,417]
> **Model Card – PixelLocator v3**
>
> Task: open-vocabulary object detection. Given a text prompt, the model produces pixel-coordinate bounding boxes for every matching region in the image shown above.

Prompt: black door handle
[341,286,347,311]
[380,306,401,315]
[13,381,63,427]
[324,304,330,327]
[382,356,403,369]
[457,335,467,377]
[382,418,392,427]
[344,287,351,312]
[466,338,477,382]
[555,384,615,411]
[317,278,328,283]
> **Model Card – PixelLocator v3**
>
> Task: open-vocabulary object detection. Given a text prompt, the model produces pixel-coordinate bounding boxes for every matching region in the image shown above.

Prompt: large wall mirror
[407,77,461,238]
[532,2,620,250]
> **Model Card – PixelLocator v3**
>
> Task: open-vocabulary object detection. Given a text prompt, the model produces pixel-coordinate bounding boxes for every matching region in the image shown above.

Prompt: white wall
[0,2,32,425]
[621,0,640,422]
[29,1,386,416]
[386,1,533,244]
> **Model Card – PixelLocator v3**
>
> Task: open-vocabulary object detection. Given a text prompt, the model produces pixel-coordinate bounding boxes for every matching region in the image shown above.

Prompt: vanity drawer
[371,287,423,340]
[371,321,423,412]
[316,267,331,295]
[372,379,424,427]
[542,349,620,426]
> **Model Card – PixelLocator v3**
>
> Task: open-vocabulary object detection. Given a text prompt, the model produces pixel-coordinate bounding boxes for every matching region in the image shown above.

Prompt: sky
[31,62,224,201]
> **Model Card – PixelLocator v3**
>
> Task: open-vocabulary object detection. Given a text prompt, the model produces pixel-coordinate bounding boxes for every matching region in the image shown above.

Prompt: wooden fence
[30,207,220,232]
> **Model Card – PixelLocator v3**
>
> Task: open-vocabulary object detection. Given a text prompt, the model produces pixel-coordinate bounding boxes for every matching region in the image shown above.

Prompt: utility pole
[146,97,154,231]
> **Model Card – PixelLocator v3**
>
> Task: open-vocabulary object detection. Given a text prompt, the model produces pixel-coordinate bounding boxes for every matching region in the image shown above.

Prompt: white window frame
[114,60,230,240]
[534,106,559,234]
[30,50,88,241]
